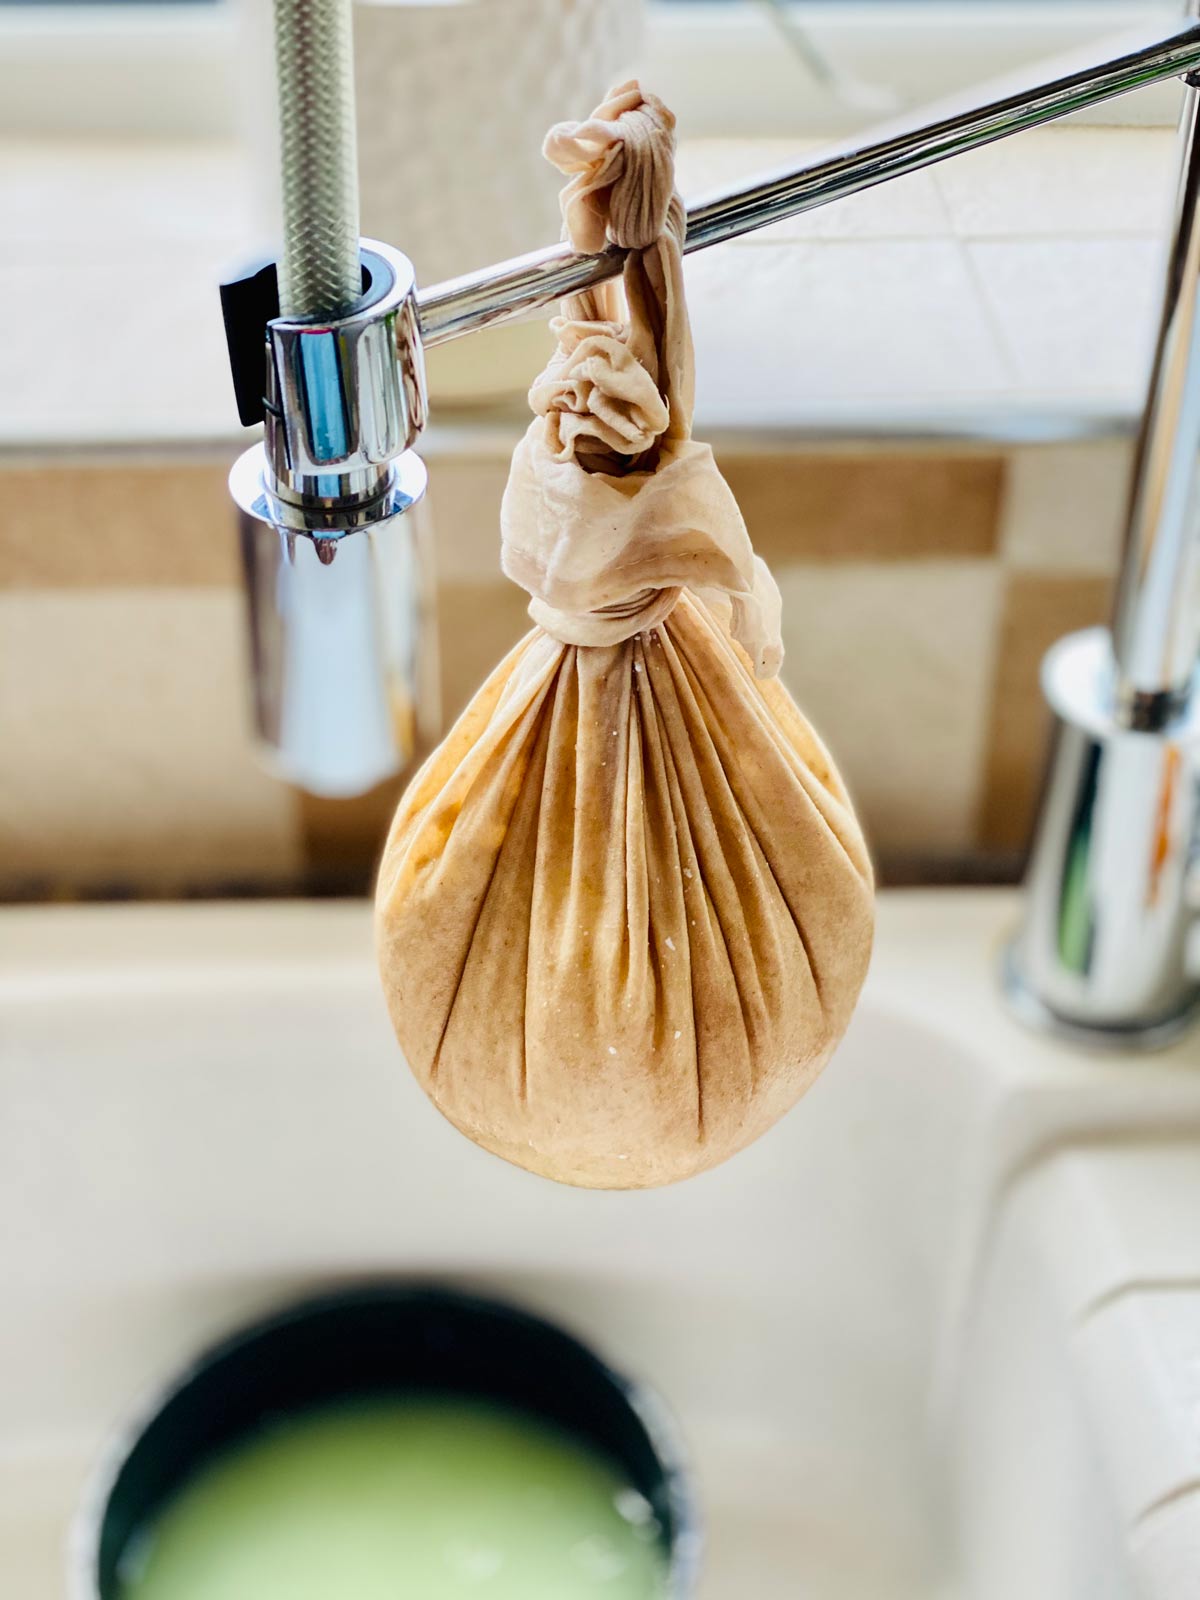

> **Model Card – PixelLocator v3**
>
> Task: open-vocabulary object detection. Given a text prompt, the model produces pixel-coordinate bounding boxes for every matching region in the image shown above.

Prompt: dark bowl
[71,1281,700,1599]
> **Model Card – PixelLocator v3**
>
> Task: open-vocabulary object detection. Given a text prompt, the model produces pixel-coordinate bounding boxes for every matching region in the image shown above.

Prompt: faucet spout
[226,239,431,798]
[232,447,429,799]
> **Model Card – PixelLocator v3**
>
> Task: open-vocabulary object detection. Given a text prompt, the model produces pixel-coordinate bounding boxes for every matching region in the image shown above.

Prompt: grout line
[952,235,1025,390]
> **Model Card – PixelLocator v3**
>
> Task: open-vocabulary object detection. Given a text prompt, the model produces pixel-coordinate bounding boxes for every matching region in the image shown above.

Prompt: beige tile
[0,590,301,891]
[978,573,1114,852]
[686,239,1011,426]
[966,237,1163,403]
[426,448,1005,578]
[423,457,511,584]
[436,579,535,723]
[0,460,238,589]
[718,450,1005,565]
[297,778,406,889]
[934,127,1175,240]
[999,439,1133,573]
[775,560,1003,859]
[424,320,551,408]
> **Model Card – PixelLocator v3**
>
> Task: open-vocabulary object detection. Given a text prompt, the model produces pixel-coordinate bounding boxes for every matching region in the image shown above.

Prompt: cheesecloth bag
[376,84,874,1188]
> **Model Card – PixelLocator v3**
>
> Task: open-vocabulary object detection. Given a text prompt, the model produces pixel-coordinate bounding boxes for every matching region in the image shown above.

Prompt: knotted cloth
[502,83,783,674]
[376,84,874,1189]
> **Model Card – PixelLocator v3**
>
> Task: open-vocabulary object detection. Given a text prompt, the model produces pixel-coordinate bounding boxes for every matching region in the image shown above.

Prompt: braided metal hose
[273,0,362,319]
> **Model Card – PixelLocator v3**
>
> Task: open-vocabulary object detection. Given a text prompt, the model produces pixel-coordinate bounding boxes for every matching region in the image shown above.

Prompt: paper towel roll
[354,0,642,400]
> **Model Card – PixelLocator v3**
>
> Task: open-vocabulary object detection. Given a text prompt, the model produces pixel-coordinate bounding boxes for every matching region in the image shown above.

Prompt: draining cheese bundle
[376,84,874,1188]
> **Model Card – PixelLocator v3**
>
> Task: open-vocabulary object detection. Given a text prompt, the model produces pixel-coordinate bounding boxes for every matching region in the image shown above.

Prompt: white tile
[686,239,1011,428]
[676,139,820,195]
[0,590,301,885]
[0,138,257,246]
[967,237,1164,404]
[677,138,948,241]
[0,241,243,444]
[0,128,1177,445]
[1000,439,1133,572]
[935,127,1176,239]
[0,136,259,445]
[774,560,1003,857]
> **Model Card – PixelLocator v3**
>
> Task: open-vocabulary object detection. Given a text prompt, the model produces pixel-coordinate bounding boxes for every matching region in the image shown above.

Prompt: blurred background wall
[0,3,1174,900]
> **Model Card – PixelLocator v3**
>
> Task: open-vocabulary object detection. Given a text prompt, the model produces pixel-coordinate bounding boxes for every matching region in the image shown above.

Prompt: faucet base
[1000,940,1200,1054]
[1005,629,1200,1052]
[232,443,432,798]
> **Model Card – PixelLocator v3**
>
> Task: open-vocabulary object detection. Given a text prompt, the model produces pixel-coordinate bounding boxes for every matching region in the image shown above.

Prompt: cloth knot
[501,82,785,679]
[543,82,681,253]
[529,318,669,470]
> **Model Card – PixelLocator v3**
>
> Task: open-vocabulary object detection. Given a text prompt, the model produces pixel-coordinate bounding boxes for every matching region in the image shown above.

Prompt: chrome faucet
[1006,74,1200,1047]
[227,5,1200,1042]
[226,240,428,797]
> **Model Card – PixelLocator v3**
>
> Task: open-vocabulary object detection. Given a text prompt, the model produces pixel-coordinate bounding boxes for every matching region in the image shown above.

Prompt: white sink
[3,890,1199,1598]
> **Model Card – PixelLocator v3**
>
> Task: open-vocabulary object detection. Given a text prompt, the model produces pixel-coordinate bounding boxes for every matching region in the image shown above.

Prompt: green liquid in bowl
[114,1396,670,1600]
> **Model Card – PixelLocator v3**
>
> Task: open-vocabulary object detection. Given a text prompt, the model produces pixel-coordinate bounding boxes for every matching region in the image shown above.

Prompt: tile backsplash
[0,436,1125,899]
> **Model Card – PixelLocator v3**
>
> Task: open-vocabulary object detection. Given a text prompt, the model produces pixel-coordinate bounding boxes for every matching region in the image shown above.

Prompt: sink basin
[3,890,1199,1598]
